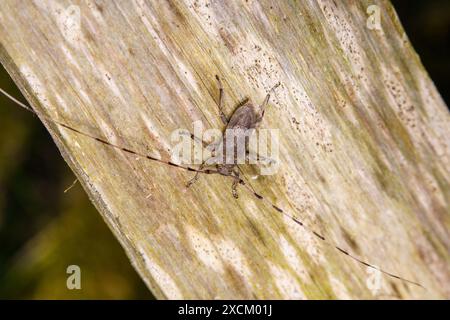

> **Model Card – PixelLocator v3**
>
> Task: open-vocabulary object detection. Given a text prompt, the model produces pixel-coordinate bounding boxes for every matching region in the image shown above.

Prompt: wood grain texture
[0,0,449,299]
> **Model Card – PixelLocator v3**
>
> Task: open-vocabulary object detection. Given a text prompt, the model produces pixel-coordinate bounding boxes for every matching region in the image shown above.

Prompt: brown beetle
[186,75,280,198]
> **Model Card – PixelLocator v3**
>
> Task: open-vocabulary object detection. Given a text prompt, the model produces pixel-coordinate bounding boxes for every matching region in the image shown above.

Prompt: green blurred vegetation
[0,66,153,299]
[0,0,447,299]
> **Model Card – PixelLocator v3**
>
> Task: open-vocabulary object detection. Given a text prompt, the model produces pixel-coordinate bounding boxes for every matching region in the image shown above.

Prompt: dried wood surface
[0,0,449,299]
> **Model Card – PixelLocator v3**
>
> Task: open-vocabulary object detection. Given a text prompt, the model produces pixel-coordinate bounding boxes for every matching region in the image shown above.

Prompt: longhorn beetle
[185,75,279,198]
[0,78,423,289]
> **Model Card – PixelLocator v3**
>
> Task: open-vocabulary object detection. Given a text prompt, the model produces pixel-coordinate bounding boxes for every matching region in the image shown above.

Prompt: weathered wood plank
[0,0,449,299]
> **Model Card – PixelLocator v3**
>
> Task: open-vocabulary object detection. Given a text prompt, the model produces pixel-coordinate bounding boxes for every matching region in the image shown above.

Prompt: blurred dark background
[0,1,448,299]
[394,0,450,104]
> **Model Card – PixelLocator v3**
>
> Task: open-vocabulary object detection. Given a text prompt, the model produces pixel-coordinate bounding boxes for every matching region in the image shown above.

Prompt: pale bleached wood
[0,0,449,299]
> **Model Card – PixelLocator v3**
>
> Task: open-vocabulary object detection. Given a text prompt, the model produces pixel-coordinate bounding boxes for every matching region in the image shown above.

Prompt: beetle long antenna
[0,87,35,112]
[238,181,424,288]
[0,86,424,289]
[0,87,218,175]
[260,82,281,110]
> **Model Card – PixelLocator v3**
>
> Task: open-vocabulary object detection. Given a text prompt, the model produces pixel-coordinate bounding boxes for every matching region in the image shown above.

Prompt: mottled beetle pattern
[186,75,280,198]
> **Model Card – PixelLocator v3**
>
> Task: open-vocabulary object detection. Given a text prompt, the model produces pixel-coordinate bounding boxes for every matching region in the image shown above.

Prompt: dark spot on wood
[389,282,402,298]
[340,227,360,253]
[246,218,266,247]
[95,3,104,13]
[219,28,238,55]
[83,28,95,43]
[317,171,326,184]
[224,264,253,297]
[164,0,188,26]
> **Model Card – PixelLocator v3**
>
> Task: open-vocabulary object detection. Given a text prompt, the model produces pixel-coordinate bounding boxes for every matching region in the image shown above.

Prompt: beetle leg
[186,157,212,187]
[231,168,241,199]
[215,75,229,125]
[259,82,281,116]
